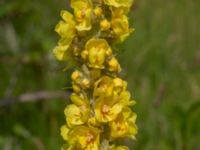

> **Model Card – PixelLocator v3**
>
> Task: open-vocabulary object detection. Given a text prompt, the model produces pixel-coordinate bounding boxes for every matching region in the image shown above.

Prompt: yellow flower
[96,77,134,106]
[53,10,76,61]
[64,93,90,127]
[68,126,100,150]
[60,125,69,141]
[55,10,76,38]
[111,15,134,42]
[116,91,136,107]
[94,76,114,97]
[71,0,93,31]
[113,78,127,94]
[94,76,128,98]
[109,107,137,139]
[103,0,133,8]
[85,39,111,69]
[94,96,123,123]
[53,45,70,61]
[109,6,134,42]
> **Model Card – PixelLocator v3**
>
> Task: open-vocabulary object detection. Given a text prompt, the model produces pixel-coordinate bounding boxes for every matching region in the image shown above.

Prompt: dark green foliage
[0,0,200,149]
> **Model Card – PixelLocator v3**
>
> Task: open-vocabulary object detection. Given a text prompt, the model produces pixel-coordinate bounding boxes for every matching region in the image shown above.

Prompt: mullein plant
[53,0,138,149]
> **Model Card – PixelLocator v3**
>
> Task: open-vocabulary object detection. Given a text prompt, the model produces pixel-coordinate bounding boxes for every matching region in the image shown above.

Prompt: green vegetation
[0,0,200,149]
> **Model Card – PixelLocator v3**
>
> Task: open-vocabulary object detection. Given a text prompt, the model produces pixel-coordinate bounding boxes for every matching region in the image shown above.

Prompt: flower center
[100,83,107,92]
[102,104,110,114]
[116,121,126,132]
[76,10,86,22]
[80,105,86,112]
[86,133,94,144]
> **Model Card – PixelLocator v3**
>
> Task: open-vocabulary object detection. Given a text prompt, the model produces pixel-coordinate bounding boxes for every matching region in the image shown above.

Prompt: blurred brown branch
[0,90,70,107]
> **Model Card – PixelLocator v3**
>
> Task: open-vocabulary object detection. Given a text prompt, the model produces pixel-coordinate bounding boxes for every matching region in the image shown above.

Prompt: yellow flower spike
[100,19,111,31]
[94,96,123,123]
[108,57,121,72]
[104,0,133,8]
[71,0,93,31]
[68,126,100,150]
[54,0,137,149]
[94,7,103,17]
[109,107,138,139]
[85,39,111,69]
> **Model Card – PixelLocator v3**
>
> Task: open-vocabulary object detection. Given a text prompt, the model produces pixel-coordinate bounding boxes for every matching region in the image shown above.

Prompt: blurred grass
[0,0,200,150]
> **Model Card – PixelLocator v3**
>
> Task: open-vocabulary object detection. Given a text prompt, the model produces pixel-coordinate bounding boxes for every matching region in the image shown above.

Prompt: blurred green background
[0,0,200,149]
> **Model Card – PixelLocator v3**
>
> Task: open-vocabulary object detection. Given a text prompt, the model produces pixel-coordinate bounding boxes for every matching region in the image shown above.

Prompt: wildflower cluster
[53,0,137,149]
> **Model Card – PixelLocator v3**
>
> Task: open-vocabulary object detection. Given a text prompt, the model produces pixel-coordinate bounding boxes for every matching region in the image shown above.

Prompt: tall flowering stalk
[53,0,137,149]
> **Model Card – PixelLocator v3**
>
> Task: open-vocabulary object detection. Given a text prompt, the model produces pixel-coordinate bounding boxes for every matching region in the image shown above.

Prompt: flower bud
[71,70,82,81]
[100,19,111,31]
[82,78,90,88]
[94,7,102,17]
[113,78,126,93]
[88,117,100,126]
[106,48,112,56]
[81,50,88,60]
[72,84,81,93]
[108,57,121,72]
